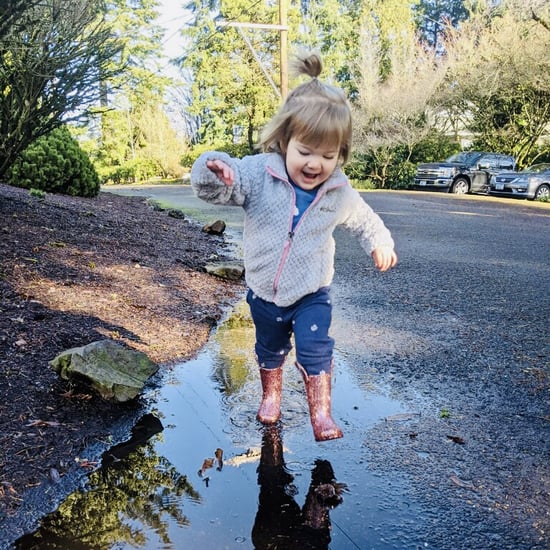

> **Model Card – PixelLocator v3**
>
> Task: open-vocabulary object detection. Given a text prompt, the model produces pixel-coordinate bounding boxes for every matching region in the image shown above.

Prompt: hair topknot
[291,51,323,79]
[258,50,352,164]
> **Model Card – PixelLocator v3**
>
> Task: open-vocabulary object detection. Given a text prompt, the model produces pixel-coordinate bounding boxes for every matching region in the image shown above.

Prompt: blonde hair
[258,52,352,164]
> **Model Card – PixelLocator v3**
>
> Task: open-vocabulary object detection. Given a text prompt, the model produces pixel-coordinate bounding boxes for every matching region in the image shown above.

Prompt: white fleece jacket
[191,151,394,307]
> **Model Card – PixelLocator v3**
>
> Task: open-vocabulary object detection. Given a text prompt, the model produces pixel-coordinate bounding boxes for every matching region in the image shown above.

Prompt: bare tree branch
[0,0,123,178]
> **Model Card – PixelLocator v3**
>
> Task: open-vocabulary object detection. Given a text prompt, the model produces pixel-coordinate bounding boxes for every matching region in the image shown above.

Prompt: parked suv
[414,151,516,195]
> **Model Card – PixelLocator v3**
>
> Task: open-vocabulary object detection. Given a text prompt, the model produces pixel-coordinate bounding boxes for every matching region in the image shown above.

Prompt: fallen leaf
[385,412,420,422]
[75,457,98,469]
[450,474,475,490]
[215,448,223,470]
[198,457,215,477]
[26,419,62,428]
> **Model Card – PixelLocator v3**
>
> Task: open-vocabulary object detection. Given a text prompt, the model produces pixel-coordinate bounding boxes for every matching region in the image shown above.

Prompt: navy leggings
[246,287,334,375]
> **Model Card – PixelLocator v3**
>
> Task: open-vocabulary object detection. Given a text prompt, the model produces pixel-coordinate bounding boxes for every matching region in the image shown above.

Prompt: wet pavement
[6,186,549,549]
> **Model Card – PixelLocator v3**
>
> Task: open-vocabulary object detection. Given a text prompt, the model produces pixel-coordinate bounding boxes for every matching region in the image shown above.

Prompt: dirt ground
[0,183,243,520]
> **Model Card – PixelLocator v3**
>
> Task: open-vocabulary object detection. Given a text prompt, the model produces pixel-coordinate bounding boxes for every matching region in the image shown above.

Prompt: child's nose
[307,156,321,169]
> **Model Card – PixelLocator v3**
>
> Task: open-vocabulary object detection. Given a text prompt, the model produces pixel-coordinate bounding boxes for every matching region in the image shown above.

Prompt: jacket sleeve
[341,187,395,254]
[190,151,249,206]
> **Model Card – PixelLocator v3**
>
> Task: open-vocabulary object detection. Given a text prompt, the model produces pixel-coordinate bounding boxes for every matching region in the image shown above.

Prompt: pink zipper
[272,180,296,301]
[267,165,347,302]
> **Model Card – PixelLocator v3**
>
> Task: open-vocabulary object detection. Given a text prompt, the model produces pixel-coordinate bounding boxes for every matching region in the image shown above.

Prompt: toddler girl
[191,52,397,441]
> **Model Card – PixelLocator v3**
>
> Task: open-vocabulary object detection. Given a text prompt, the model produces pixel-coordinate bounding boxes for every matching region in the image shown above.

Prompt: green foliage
[181,0,280,148]
[29,188,46,199]
[346,146,415,190]
[93,104,186,183]
[181,142,256,171]
[528,143,550,165]
[297,0,363,98]
[345,132,460,190]
[414,0,469,49]
[99,158,162,185]
[410,132,462,163]
[7,127,100,197]
[0,0,122,179]
[81,2,185,184]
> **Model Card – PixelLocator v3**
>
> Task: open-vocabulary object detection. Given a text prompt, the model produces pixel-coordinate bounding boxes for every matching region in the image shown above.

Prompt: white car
[489,163,550,200]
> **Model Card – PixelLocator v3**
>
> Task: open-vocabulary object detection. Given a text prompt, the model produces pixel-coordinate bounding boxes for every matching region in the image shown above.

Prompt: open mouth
[302,171,319,182]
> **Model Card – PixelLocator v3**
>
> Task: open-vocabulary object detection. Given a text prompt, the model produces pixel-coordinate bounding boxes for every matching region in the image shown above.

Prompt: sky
[156,0,190,60]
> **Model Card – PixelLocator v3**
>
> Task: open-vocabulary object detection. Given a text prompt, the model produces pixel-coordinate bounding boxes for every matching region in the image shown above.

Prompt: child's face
[284,137,340,191]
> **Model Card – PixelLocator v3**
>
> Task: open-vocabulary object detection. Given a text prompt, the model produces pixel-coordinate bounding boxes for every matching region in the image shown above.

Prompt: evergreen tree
[95,0,185,181]
[0,0,121,179]
[181,0,281,150]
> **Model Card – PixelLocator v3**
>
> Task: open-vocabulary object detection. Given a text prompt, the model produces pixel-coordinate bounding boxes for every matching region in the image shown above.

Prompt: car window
[446,152,482,165]
[478,155,497,169]
[527,163,550,173]
[496,156,515,170]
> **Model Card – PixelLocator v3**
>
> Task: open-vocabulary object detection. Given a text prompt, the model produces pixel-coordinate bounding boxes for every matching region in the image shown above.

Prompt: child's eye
[298,150,310,156]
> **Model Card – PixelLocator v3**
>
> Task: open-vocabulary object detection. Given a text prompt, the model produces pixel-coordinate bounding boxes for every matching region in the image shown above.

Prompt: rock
[205,261,244,281]
[146,199,165,211]
[202,220,226,235]
[50,340,158,402]
[168,209,185,219]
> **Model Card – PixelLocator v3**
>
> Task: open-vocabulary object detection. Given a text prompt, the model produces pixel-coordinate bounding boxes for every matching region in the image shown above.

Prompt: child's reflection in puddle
[252,426,347,549]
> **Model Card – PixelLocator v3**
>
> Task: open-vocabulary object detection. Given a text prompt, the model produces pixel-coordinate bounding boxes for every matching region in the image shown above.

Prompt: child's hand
[206,160,234,186]
[371,247,397,272]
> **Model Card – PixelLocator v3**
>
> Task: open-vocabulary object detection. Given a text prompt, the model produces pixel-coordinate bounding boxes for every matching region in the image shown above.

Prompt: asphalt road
[107,185,549,549]
[331,191,549,549]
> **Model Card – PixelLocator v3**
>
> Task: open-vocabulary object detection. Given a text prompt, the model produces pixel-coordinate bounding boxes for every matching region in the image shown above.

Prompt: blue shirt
[290,180,317,229]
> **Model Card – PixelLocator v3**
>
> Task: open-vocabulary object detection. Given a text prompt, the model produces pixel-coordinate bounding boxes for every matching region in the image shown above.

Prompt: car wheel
[451,177,469,195]
[534,184,550,200]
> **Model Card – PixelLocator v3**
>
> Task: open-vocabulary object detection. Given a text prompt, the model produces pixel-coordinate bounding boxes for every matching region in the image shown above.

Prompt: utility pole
[218,0,289,99]
[279,0,288,99]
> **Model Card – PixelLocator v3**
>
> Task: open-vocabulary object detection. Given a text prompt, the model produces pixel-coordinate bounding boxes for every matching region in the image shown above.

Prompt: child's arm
[190,152,247,206]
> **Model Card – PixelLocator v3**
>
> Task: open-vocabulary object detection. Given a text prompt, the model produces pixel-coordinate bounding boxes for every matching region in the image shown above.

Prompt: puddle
[15,301,426,550]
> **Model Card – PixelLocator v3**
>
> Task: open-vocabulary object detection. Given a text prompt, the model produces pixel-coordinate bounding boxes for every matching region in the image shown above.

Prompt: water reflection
[253,426,347,549]
[14,301,408,549]
[16,414,199,549]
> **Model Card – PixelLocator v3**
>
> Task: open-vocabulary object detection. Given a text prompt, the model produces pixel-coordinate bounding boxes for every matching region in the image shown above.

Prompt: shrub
[410,133,461,164]
[97,158,163,185]
[7,127,100,197]
[346,146,416,190]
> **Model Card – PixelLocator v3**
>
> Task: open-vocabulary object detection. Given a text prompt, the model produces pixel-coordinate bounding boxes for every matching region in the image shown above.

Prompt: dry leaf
[385,412,420,422]
[450,474,475,490]
[26,419,61,428]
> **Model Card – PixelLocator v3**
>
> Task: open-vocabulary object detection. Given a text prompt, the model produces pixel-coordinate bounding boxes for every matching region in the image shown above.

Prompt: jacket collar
[265,152,348,192]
